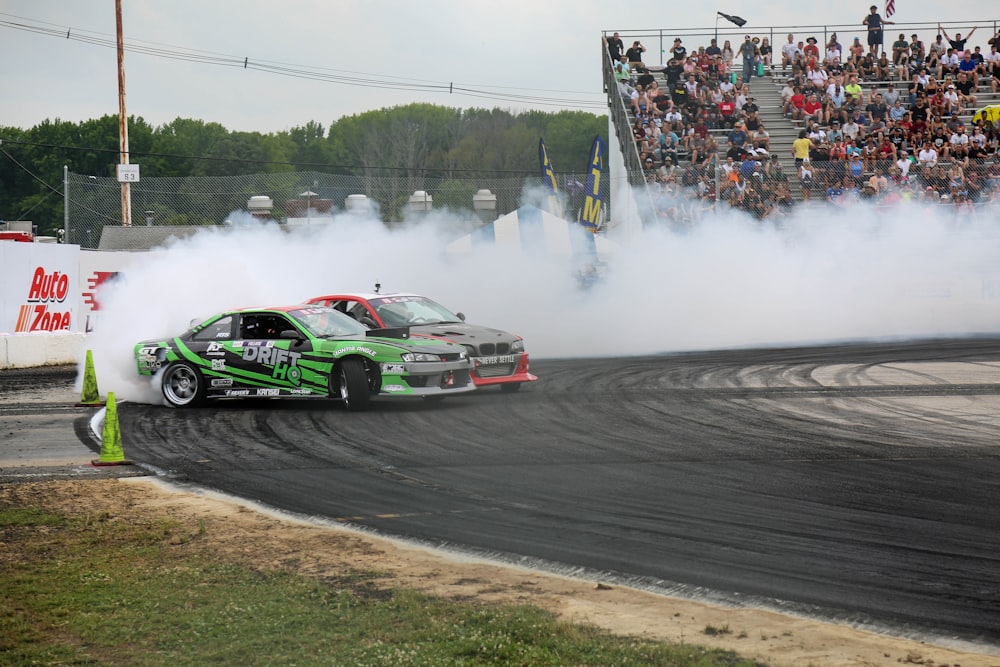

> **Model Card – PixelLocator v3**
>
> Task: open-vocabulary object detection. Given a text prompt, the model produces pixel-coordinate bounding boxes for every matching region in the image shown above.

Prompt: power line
[0,13,609,111]
[0,145,120,225]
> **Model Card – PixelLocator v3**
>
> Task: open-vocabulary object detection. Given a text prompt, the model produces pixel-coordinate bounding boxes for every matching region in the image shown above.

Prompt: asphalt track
[50,341,1000,646]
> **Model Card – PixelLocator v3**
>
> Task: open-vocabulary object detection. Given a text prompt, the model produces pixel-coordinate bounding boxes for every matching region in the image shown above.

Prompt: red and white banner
[885,0,895,18]
[78,249,141,333]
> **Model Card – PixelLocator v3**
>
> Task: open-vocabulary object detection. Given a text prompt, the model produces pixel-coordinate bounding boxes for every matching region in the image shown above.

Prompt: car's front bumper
[470,352,537,387]
[378,359,476,396]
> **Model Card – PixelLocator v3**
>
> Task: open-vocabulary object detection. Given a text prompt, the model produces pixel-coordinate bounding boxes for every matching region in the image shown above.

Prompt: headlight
[511,339,524,352]
[401,352,441,362]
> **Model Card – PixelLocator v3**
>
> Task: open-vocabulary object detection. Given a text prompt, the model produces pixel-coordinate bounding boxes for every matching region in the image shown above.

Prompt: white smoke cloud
[83,196,1000,405]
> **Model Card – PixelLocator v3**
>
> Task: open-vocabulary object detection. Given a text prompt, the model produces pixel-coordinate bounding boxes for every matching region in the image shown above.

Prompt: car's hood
[357,334,465,355]
[410,322,517,344]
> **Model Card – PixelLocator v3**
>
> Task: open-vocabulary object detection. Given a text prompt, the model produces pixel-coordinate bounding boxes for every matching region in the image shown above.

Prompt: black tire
[500,382,523,393]
[161,361,206,407]
[334,358,371,411]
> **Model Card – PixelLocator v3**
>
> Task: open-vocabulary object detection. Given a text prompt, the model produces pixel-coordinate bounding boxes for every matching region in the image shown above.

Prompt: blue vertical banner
[538,138,564,219]
[579,135,605,233]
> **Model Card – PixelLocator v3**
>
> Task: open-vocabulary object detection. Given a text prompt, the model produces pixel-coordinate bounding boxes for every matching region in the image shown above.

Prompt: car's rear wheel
[162,361,206,407]
[334,358,371,411]
[500,382,522,393]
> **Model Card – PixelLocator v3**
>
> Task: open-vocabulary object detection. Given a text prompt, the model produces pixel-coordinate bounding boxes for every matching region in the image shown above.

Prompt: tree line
[0,104,607,235]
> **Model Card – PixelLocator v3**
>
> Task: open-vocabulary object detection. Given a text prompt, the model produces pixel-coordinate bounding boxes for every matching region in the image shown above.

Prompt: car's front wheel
[161,361,206,407]
[334,358,371,411]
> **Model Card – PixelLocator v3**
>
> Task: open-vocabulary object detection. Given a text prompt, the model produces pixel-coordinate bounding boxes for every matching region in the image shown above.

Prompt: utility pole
[116,0,131,226]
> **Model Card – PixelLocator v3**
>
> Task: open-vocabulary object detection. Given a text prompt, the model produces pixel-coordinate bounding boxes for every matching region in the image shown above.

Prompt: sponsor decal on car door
[237,314,311,392]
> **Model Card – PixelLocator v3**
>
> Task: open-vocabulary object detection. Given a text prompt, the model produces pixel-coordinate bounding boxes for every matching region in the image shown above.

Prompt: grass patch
[0,504,766,666]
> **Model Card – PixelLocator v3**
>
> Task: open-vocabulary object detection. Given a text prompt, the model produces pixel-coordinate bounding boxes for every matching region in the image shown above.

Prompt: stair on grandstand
[745,71,804,199]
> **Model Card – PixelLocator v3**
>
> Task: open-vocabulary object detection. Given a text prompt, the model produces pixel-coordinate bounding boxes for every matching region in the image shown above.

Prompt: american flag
[885,0,895,18]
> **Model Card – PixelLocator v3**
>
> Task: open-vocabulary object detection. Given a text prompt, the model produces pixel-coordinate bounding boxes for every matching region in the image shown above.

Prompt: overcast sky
[0,1,988,133]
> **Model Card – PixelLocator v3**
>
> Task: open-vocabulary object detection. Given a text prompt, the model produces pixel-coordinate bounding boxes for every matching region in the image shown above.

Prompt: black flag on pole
[717,11,747,27]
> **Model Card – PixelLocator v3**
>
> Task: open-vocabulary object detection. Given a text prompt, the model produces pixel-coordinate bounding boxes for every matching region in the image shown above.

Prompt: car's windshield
[369,296,461,327]
[288,306,368,337]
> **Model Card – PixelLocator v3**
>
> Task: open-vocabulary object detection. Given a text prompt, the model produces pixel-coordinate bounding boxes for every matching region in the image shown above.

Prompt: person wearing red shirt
[718,94,738,128]
[804,37,821,63]
[898,112,913,138]
[787,86,806,120]
[878,135,897,162]
[803,94,825,125]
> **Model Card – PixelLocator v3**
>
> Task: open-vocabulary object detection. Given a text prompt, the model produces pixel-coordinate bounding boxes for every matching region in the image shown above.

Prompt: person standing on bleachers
[605,33,625,63]
[863,5,894,58]
[738,35,758,84]
[939,25,978,57]
[793,129,813,167]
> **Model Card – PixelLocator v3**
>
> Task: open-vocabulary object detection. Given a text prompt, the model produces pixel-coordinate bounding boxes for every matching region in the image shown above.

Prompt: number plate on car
[476,354,517,365]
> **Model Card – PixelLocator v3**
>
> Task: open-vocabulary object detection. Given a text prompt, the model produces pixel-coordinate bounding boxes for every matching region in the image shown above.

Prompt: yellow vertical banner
[538,138,564,219]
[579,135,605,233]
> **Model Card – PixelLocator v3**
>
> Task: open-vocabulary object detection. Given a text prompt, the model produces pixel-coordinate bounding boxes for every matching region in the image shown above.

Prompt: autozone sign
[15,267,72,332]
[0,243,79,334]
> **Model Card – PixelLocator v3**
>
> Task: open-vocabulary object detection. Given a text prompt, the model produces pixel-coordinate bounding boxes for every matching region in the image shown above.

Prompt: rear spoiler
[366,326,410,340]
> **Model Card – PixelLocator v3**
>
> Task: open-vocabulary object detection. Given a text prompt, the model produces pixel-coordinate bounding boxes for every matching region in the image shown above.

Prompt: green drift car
[134,305,475,410]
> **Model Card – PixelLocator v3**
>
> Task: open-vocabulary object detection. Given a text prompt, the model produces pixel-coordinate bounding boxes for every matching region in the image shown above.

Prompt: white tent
[447,206,617,259]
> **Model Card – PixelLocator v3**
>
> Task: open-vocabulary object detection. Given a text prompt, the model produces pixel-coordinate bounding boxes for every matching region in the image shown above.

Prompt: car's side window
[240,314,292,340]
[347,302,377,328]
[192,315,233,340]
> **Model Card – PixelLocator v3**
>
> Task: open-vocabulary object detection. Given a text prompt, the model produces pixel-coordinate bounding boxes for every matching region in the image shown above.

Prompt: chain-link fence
[66,170,610,250]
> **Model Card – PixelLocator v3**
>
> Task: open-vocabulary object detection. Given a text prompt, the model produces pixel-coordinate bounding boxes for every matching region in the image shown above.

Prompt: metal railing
[602,20,1000,69]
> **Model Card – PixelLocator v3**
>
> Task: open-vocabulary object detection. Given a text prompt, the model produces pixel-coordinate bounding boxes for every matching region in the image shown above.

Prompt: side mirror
[280,329,306,344]
[456,312,466,322]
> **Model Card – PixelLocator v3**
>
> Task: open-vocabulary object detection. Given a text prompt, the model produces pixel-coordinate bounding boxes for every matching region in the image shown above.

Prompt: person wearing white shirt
[917,143,938,169]
[807,124,826,143]
[826,84,847,110]
[949,127,970,150]
[780,80,795,104]
[808,66,829,88]
[938,50,960,79]
[781,34,799,70]
[843,118,861,141]
[896,151,912,180]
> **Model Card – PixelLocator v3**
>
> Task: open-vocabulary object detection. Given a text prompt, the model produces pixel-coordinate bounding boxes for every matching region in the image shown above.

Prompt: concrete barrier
[0,333,86,369]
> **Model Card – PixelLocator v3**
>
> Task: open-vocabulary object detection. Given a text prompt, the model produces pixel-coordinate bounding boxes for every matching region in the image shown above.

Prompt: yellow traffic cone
[76,349,105,407]
[92,392,132,467]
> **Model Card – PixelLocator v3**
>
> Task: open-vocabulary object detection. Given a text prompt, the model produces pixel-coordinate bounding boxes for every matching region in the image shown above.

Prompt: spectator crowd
[605,21,1000,224]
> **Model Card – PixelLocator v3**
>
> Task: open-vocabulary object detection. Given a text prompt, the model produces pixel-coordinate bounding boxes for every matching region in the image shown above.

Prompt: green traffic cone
[92,392,132,467]
[77,349,104,407]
